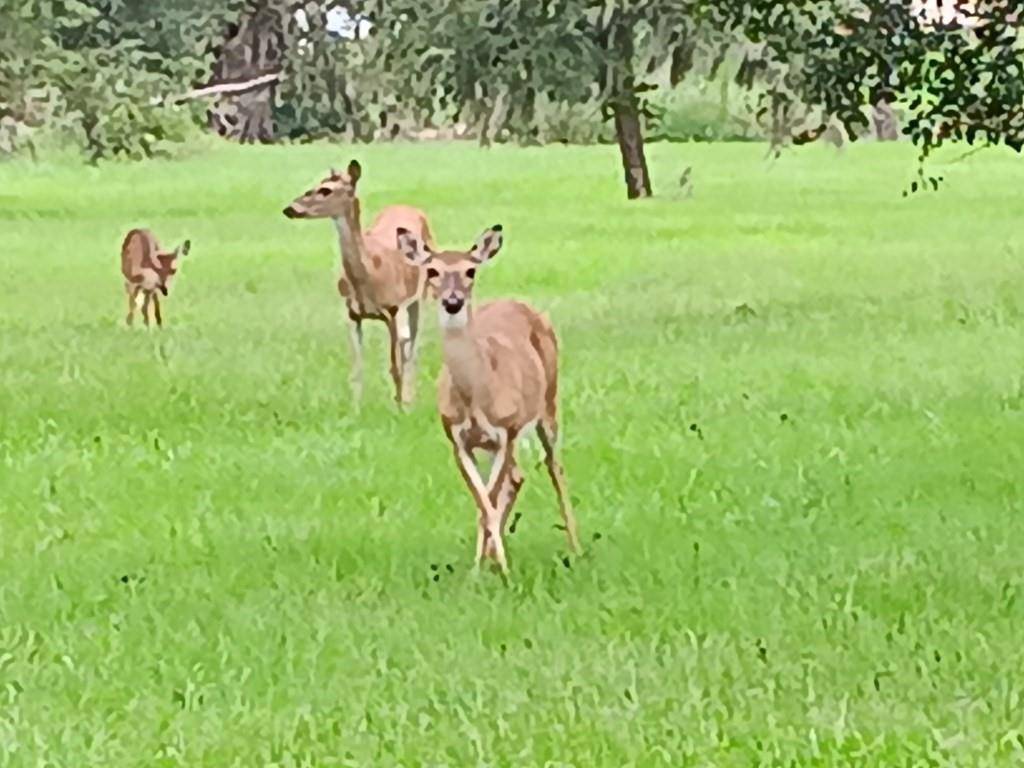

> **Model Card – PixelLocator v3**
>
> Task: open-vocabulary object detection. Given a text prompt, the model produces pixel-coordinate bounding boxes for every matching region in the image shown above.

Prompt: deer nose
[282,206,300,218]
[442,296,464,315]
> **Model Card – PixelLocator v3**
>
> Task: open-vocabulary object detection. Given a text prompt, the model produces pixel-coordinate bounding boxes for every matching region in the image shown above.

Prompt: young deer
[396,224,581,573]
[283,160,435,408]
[120,228,190,328]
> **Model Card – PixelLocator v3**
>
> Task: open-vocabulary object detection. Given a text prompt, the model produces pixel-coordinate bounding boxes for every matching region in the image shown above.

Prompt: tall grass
[1,141,1022,765]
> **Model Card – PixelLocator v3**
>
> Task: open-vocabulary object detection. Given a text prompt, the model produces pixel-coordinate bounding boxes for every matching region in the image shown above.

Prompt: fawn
[120,228,190,328]
[396,224,581,574]
[283,160,435,409]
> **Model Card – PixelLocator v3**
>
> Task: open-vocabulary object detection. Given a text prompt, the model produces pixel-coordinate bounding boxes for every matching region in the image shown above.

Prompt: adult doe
[120,228,190,328]
[283,160,435,409]
[396,224,581,574]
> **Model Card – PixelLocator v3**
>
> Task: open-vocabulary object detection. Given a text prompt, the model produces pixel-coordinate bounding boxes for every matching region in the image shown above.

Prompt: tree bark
[871,63,900,141]
[207,4,284,144]
[605,11,652,200]
[613,97,652,199]
[872,98,900,141]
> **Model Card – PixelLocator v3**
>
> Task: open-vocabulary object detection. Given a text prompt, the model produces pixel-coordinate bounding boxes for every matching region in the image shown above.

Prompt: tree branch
[169,72,282,104]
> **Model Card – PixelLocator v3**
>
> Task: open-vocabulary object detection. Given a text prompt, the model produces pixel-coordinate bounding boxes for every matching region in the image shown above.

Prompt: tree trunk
[872,98,900,141]
[871,65,900,141]
[207,4,283,144]
[605,11,652,200]
[613,97,652,199]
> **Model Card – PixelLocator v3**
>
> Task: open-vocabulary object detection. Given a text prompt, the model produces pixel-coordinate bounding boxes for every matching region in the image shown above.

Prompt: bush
[0,0,237,162]
[647,75,765,142]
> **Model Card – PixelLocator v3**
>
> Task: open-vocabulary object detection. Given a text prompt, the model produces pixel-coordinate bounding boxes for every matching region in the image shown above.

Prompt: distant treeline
[2,2,1020,199]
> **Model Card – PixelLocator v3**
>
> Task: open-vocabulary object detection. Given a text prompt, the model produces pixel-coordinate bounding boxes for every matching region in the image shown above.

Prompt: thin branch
[944,144,989,164]
[168,72,282,104]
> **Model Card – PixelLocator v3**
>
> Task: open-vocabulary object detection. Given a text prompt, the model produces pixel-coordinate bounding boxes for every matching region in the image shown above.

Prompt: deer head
[153,239,190,295]
[396,224,503,327]
[282,160,361,219]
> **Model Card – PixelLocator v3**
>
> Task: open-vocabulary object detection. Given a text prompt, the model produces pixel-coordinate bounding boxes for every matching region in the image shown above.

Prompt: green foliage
[0,0,240,161]
[273,2,729,146]
[714,1,1024,183]
[647,55,765,142]
[292,2,1024,189]
[341,0,720,144]
[3,142,1024,763]
[4,0,1023,183]
[276,33,367,141]
[273,1,602,144]
[50,46,191,160]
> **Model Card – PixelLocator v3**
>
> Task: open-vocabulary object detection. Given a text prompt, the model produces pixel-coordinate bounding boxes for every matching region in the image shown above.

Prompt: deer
[282,160,435,409]
[120,228,190,328]
[395,223,581,574]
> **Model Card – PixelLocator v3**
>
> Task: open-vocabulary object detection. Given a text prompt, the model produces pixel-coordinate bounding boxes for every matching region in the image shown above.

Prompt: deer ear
[469,224,503,263]
[396,227,430,265]
[347,159,362,184]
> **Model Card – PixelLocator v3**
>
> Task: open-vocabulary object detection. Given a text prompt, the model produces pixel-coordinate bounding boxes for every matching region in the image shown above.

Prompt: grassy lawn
[1,140,1023,766]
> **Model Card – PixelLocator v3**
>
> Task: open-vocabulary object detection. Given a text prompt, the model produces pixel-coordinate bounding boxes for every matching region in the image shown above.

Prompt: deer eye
[316,187,332,197]
[465,268,476,279]
[426,267,439,280]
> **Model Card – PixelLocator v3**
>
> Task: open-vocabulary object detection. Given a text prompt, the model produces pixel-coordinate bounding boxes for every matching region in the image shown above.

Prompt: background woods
[1,0,1022,193]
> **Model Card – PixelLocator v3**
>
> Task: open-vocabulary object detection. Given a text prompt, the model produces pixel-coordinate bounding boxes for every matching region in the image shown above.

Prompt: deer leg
[152,293,163,328]
[346,313,364,404]
[385,312,404,410]
[141,291,152,327]
[470,446,488,565]
[481,433,518,562]
[125,283,138,326]
[473,523,486,573]
[450,432,508,574]
[399,301,420,405]
[495,462,525,534]
[537,421,581,554]
[486,446,524,536]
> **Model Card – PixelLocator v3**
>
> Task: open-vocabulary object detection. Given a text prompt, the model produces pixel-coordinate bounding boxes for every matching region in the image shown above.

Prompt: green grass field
[2,140,1023,766]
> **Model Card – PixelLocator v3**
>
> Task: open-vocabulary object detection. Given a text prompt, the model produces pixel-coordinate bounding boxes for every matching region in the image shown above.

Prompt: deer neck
[332,198,372,288]
[441,306,486,400]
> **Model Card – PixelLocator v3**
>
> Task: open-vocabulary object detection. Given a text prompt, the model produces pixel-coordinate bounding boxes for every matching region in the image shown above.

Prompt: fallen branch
[167,72,282,104]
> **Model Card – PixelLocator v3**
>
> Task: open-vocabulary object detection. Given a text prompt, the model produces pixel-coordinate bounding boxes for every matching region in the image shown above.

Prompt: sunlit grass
[1,140,1023,765]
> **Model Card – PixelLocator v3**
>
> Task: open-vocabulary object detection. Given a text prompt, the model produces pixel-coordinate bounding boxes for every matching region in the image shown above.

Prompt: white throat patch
[439,304,469,329]
[333,217,352,239]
